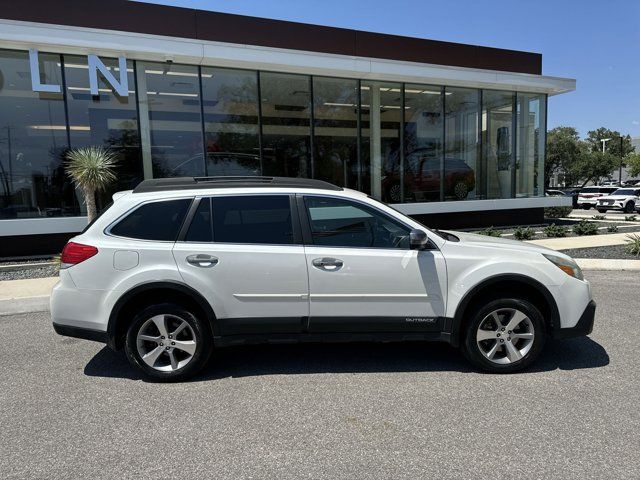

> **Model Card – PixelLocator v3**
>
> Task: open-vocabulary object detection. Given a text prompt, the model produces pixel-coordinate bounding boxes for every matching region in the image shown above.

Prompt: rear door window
[212,195,293,244]
[109,199,191,241]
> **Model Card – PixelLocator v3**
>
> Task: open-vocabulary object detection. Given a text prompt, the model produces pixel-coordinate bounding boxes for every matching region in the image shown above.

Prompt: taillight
[60,242,98,268]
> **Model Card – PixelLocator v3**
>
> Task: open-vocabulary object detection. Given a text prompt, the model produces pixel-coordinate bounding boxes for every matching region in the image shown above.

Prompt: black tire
[124,303,213,382]
[582,204,591,210]
[596,208,607,213]
[461,298,546,373]
[453,181,469,200]
[625,201,635,213]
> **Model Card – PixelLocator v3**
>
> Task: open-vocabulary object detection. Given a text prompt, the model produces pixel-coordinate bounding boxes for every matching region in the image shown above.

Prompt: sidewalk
[0,276,57,315]
[526,232,632,250]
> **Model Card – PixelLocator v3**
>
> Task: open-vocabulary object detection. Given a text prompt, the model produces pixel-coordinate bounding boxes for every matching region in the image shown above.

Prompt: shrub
[477,227,502,237]
[543,223,568,238]
[624,215,637,222]
[626,234,640,256]
[572,219,599,236]
[513,226,536,240]
[607,225,619,233]
[544,206,573,219]
[592,214,606,220]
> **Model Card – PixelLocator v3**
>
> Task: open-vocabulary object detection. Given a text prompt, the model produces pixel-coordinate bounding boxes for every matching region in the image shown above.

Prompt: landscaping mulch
[558,244,640,260]
[0,258,59,281]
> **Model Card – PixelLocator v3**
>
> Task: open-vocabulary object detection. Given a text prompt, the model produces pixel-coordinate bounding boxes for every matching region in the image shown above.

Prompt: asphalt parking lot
[1,270,638,479]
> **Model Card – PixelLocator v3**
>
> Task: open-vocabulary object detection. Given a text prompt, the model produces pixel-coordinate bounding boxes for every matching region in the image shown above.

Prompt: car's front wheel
[462,298,545,373]
[597,208,608,213]
[124,303,212,382]
[625,201,635,213]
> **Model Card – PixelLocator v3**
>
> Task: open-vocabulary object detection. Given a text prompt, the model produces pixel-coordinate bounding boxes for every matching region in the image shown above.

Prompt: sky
[136,0,640,139]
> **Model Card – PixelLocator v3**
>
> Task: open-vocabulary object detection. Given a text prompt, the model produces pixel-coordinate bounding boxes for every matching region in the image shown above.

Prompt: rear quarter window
[109,199,192,241]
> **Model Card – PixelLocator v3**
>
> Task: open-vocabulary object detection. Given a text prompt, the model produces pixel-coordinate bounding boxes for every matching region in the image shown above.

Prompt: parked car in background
[546,189,579,208]
[382,149,476,202]
[595,188,640,213]
[622,179,640,187]
[577,186,619,209]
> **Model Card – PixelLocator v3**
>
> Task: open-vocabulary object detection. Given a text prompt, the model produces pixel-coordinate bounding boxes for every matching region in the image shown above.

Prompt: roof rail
[132,176,342,194]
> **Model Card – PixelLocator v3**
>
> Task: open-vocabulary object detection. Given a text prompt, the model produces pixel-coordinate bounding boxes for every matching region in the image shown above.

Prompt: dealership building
[0,0,574,256]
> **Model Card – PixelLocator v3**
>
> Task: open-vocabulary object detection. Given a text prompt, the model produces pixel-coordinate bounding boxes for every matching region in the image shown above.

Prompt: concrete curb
[575,258,640,271]
[0,295,50,316]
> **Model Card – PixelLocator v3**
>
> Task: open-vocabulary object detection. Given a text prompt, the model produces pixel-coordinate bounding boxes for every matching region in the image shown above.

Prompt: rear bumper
[53,322,108,343]
[552,300,596,339]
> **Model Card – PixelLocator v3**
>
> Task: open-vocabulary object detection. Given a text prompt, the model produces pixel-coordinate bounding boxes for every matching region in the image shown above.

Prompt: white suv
[595,188,640,213]
[51,177,596,381]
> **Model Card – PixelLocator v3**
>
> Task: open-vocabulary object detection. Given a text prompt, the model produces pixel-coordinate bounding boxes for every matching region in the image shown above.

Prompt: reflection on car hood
[446,230,560,255]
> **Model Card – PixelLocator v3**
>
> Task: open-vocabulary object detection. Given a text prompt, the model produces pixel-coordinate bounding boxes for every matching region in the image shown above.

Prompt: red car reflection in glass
[382,149,476,202]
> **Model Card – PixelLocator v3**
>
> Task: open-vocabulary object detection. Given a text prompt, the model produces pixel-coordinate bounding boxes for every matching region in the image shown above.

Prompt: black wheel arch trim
[448,273,561,347]
[106,280,217,350]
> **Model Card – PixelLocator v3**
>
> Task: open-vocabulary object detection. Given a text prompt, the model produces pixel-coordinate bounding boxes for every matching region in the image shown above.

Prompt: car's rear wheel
[625,201,635,213]
[124,303,212,382]
[453,181,469,200]
[462,298,545,373]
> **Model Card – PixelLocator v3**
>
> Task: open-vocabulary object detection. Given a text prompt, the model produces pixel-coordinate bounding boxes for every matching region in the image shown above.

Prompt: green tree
[570,151,618,187]
[585,127,635,157]
[545,126,586,187]
[626,153,640,178]
[65,146,118,223]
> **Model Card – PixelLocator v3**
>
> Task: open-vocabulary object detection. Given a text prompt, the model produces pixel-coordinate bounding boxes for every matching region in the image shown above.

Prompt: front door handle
[312,257,344,271]
[186,254,219,268]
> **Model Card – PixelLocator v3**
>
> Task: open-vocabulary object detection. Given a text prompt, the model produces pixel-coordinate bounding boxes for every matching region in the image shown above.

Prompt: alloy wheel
[136,314,197,372]
[454,181,469,200]
[476,308,535,364]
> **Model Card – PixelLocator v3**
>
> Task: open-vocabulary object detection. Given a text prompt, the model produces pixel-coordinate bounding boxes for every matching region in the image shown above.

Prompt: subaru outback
[51,176,596,381]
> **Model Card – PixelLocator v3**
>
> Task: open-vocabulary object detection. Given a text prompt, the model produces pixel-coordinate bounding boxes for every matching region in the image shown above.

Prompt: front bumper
[552,300,596,339]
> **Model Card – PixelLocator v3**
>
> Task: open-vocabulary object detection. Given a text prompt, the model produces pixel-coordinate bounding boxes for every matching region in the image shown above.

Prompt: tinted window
[110,199,191,241]
[212,196,293,244]
[305,196,411,248]
[185,198,212,242]
[581,187,599,193]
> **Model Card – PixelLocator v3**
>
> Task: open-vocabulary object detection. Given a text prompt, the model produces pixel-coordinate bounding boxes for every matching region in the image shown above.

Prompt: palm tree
[65,146,118,223]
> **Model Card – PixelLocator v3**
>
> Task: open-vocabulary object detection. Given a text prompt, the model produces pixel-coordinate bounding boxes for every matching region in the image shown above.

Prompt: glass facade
[0,47,548,221]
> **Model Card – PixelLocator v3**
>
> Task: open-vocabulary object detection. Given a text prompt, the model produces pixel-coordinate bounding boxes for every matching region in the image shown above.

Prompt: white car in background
[595,188,640,213]
[577,186,618,210]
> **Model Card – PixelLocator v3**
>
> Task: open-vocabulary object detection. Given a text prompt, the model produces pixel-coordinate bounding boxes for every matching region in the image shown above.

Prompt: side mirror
[410,229,428,250]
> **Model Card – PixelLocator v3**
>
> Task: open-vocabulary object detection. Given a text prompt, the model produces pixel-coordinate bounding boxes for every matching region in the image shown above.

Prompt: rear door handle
[312,257,344,271]
[186,254,219,268]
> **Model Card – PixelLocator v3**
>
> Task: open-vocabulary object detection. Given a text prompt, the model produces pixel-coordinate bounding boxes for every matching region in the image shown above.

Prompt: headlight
[543,254,584,281]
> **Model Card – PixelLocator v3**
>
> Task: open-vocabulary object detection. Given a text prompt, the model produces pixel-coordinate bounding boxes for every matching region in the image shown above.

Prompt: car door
[172,194,309,336]
[300,194,447,334]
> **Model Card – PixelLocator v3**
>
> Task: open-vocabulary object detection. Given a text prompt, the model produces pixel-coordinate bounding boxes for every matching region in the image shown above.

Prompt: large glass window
[402,84,443,203]
[0,49,74,219]
[312,77,358,189]
[63,54,142,207]
[138,62,203,178]
[201,67,261,177]
[481,90,515,199]
[517,93,546,197]
[445,87,479,201]
[361,82,402,202]
[212,195,293,244]
[305,196,410,248]
[259,72,311,178]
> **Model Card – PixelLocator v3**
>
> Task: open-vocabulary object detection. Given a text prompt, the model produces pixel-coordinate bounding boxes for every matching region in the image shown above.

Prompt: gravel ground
[0,271,638,479]
[0,265,59,281]
[559,244,640,260]
[0,258,58,281]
